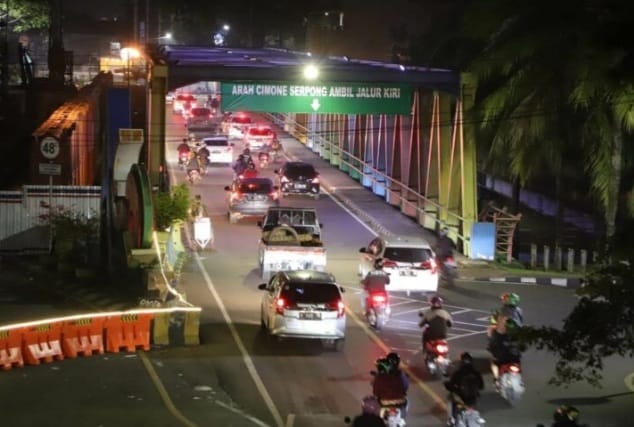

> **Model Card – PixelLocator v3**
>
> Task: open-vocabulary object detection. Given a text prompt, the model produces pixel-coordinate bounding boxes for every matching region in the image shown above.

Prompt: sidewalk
[277,132,584,290]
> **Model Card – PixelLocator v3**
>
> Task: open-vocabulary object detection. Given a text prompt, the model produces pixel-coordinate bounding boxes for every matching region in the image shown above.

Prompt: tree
[1,0,49,32]
[519,259,634,387]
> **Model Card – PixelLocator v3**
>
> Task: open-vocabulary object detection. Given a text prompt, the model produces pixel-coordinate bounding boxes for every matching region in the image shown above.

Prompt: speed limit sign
[40,136,60,160]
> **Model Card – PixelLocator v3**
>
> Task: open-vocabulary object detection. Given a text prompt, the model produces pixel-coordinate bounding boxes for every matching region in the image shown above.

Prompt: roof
[147,45,460,95]
[283,270,337,283]
[382,235,432,248]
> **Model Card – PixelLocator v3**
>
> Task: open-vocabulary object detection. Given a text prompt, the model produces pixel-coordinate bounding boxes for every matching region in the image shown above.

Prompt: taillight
[330,299,345,318]
[420,258,437,273]
[269,191,279,200]
[311,176,320,184]
[382,259,398,268]
[435,343,449,354]
[509,364,521,373]
[231,191,243,201]
[371,294,387,304]
[281,176,290,183]
[275,297,285,315]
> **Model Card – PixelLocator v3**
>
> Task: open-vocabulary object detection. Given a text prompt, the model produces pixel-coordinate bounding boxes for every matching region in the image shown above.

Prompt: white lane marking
[195,255,285,427]
[450,309,471,315]
[285,413,296,427]
[214,400,272,427]
[625,373,634,392]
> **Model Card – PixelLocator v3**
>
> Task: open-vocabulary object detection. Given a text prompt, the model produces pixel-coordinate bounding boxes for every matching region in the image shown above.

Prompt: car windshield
[286,164,316,177]
[263,210,317,228]
[237,180,272,194]
[383,247,433,263]
[280,282,339,304]
[204,139,229,147]
[177,95,195,101]
[191,108,211,117]
[248,127,273,136]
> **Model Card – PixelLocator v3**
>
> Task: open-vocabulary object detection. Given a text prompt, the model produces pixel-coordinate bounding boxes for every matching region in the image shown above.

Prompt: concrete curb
[462,275,584,289]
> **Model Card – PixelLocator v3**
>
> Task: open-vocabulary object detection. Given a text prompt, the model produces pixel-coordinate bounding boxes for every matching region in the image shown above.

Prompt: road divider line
[285,413,296,427]
[195,254,285,427]
[214,400,272,427]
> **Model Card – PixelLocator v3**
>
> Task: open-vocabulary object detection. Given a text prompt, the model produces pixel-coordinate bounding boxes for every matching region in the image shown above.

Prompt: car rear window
[383,247,433,263]
[280,282,340,304]
[286,164,316,177]
[248,127,274,136]
[237,181,272,194]
[177,94,195,101]
[204,139,229,147]
[232,116,252,124]
[191,108,211,116]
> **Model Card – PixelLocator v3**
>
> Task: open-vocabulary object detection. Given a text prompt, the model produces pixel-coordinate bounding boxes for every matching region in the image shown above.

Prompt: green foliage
[519,260,634,387]
[153,184,191,231]
[40,205,99,243]
[4,0,50,32]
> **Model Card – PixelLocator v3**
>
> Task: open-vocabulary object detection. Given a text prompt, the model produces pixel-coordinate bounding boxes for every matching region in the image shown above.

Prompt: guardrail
[266,113,471,249]
[0,307,201,371]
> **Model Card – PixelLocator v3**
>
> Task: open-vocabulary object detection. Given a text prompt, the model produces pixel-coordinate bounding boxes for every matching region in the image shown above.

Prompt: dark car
[224,177,280,224]
[275,162,320,200]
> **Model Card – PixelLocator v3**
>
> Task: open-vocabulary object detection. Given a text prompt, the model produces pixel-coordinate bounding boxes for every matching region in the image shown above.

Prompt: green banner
[221,81,412,114]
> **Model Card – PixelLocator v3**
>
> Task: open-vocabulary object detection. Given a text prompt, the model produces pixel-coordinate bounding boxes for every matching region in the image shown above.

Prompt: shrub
[153,184,191,230]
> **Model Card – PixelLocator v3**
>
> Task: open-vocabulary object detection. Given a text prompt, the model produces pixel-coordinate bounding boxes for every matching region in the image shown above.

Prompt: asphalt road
[0,112,631,427]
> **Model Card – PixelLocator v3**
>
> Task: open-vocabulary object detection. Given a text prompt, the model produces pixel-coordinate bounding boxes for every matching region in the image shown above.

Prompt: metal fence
[0,186,101,253]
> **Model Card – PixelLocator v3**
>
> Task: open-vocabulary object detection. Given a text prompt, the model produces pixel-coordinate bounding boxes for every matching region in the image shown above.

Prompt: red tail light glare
[336,300,345,317]
[435,343,449,354]
[420,258,438,273]
[231,192,243,201]
[371,294,387,304]
[382,259,398,268]
[269,191,279,200]
[311,177,320,184]
[510,364,521,373]
[275,298,285,314]
[281,176,290,183]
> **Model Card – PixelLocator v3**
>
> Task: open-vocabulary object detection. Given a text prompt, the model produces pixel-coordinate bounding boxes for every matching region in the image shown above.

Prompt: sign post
[40,136,61,253]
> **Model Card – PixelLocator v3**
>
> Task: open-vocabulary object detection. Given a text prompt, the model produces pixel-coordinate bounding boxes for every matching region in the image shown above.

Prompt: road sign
[39,163,62,176]
[221,81,413,114]
[119,128,144,144]
[40,136,60,160]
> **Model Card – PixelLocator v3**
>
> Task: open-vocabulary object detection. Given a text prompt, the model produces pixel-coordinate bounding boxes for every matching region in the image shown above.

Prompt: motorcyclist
[372,353,408,418]
[550,405,583,427]
[242,162,258,179]
[419,296,453,351]
[197,145,210,174]
[186,154,201,182]
[177,139,191,165]
[487,316,522,387]
[434,228,456,286]
[349,395,385,427]
[233,149,253,175]
[360,258,390,314]
[444,352,484,423]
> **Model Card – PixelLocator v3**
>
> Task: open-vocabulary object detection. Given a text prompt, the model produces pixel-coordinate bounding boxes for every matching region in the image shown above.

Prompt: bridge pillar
[459,73,479,256]
[147,64,167,190]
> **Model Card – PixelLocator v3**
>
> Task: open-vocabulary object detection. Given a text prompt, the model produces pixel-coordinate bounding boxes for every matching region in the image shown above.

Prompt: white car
[358,235,439,295]
[244,125,275,150]
[172,94,196,115]
[202,136,233,165]
[258,270,346,350]
[226,113,253,139]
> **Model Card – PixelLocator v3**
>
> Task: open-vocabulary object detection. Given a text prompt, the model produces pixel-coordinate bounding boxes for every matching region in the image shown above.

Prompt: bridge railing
[266,113,471,253]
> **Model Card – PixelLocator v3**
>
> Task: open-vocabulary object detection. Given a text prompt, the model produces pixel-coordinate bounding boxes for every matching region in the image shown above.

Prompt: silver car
[258,270,346,350]
[224,177,280,224]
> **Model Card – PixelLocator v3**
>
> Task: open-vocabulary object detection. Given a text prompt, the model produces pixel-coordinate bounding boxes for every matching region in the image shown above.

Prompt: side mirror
[257,220,263,227]
[319,223,324,228]
[273,169,279,174]
[273,186,279,191]
[257,283,267,290]
[224,186,231,191]
[339,286,346,293]
[359,247,367,253]
[418,311,423,317]
[370,370,377,376]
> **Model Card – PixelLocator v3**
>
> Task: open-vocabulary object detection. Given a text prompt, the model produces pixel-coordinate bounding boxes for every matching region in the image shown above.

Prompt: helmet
[460,352,473,364]
[247,162,255,170]
[501,292,520,307]
[430,296,444,309]
[386,352,400,368]
[243,147,251,155]
[376,358,392,374]
[361,395,380,415]
[374,258,384,270]
[554,405,579,423]
[440,227,449,237]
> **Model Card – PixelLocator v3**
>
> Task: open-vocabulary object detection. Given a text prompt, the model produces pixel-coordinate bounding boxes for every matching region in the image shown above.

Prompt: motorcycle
[378,403,406,427]
[365,291,390,330]
[423,338,451,377]
[258,151,270,168]
[448,400,486,427]
[437,254,458,286]
[495,361,525,406]
[178,152,189,170]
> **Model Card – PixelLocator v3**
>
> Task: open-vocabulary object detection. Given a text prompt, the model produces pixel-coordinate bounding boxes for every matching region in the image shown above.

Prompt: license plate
[399,269,415,276]
[211,150,221,154]
[299,312,321,320]
[295,184,306,189]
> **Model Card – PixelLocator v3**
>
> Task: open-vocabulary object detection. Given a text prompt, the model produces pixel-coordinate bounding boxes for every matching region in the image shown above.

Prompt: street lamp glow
[303,63,319,80]
[222,24,230,31]
[120,47,141,61]
[163,32,172,40]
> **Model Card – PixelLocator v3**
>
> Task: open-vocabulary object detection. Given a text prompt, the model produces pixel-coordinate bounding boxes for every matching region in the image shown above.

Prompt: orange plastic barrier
[105,313,153,353]
[61,316,106,358]
[22,322,64,365]
[0,328,25,370]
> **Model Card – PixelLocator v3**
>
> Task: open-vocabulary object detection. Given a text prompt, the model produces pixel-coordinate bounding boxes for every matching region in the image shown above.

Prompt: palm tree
[463,0,634,245]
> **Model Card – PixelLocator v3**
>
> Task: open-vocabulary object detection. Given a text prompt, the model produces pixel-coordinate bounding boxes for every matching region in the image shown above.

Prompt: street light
[303,63,319,80]
[120,47,141,86]
[213,24,230,46]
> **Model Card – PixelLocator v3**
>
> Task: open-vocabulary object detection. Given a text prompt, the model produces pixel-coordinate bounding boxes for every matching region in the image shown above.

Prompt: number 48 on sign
[40,136,60,160]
